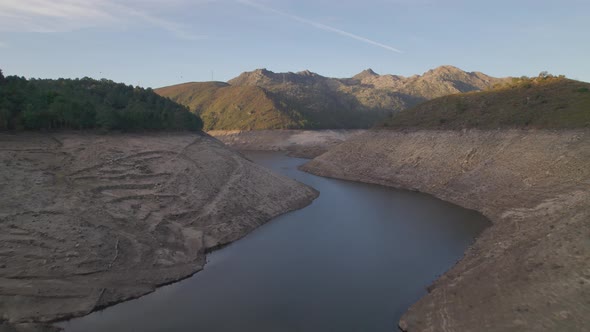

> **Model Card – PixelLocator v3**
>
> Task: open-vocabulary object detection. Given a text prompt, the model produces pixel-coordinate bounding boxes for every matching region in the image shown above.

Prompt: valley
[1,68,588,332]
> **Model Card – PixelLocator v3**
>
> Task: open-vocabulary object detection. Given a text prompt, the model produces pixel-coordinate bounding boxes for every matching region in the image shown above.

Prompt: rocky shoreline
[209,129,365,158]
[0,132,318,331]
[301,129,590,331]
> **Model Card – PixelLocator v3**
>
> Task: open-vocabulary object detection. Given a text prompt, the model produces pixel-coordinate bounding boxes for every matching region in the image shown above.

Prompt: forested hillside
[0,69,203,131]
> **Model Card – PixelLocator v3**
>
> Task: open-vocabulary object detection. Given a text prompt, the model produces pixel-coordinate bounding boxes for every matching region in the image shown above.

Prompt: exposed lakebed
[58,151,489,332]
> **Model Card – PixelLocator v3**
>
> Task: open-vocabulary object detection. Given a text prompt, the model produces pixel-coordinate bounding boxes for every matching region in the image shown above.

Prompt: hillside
[157,66,507,130]
[0,72,203,131]
[381,76,590,129]
[155,82,302,130]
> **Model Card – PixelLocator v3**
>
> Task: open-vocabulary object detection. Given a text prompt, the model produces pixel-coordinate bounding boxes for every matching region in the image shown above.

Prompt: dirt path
[0,132,318,331]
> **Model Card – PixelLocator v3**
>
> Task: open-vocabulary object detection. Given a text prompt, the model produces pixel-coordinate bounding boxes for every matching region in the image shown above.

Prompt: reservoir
[59,151,490,332]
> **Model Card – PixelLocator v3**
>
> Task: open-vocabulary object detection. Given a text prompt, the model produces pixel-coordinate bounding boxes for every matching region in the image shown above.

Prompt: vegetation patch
[0,69,203,131]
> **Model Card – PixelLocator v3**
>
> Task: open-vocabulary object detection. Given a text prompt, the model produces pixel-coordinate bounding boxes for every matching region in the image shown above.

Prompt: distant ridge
[156,66,509,130]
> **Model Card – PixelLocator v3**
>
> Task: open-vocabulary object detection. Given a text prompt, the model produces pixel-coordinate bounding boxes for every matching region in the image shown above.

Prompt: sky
[0,0,589,88]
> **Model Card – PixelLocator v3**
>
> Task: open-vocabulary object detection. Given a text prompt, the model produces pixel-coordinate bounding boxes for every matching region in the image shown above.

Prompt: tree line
[0,69,203,131]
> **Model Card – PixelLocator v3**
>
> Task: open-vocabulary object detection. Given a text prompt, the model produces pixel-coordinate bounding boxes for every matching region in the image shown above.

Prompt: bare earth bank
[208,129,366,158]
[0,132,318,331]
[301,129,590,331]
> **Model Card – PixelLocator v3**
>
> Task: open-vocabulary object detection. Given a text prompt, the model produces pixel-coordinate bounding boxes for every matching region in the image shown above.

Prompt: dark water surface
[59,151,489,332]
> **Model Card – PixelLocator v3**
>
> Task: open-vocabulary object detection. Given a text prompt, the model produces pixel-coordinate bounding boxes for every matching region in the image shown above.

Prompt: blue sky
[1,0,589,88]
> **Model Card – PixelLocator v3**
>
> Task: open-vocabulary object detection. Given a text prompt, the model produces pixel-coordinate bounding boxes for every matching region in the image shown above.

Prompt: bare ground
[209,129,366,158]
[0,132,318,331]
[301,129,590,331]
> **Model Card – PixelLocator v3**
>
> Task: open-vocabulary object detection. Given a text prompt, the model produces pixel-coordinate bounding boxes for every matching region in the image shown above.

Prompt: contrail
[236,0,402,53]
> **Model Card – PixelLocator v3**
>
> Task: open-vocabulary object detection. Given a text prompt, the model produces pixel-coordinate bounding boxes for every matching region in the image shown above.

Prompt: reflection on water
[59,151,489,332]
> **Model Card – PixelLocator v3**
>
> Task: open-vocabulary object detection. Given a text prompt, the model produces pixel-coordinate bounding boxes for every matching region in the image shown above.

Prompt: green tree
[0,74,203,131]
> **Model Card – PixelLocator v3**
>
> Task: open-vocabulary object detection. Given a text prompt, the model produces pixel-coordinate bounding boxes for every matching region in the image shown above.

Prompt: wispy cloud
[236,0,402,53]
[0,0,205,40]
[0,0,113,20]
[102,2,207,40]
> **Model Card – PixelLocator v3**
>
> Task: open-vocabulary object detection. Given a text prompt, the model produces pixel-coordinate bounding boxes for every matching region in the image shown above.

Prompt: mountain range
[156,65,509,130]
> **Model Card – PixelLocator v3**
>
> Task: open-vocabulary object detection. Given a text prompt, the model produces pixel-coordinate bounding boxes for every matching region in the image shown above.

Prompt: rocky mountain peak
[297,69,317,77]
[434,65,462,72]
[228,68,277,86]
[423,65,463,76]
[353,68,379,80]
[251,68,275,78]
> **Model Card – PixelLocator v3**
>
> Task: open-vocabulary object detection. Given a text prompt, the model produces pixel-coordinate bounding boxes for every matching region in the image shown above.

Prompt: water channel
[59,151,489,332]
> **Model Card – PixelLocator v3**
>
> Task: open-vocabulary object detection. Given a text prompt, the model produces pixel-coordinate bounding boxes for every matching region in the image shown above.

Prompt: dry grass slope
[381,77,590,129]
[155,82,300,130]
